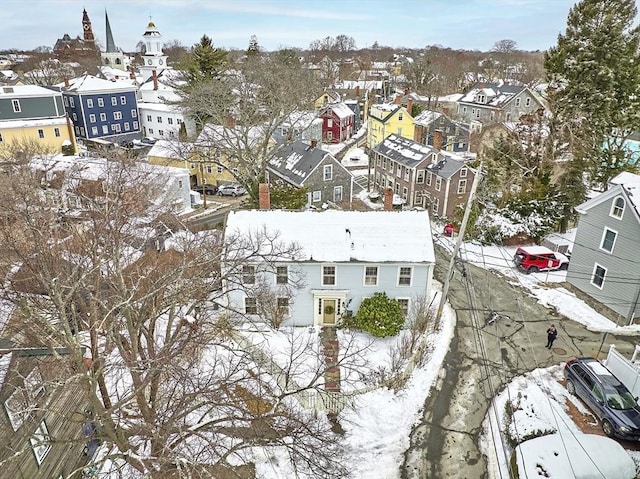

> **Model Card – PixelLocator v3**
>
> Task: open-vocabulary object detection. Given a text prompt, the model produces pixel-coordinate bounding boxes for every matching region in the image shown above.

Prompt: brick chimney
[225,116,236,128]
[258,183,270,210]
[152,69,158,91]
[383,188,393,211]
[433,130,444,151]
[406,99,413,115]
[129,68,135,80]
[64,77,70,88]
[355,85,360,97]
[394,94,402,104]
[311,139,318,148]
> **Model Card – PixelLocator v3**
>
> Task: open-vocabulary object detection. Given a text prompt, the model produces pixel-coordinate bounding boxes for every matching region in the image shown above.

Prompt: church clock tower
[81,9,96,46]
[140,20,168,80]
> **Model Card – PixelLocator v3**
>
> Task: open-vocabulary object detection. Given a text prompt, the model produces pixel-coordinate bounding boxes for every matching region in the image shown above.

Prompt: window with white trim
[37,129,44,139]
[124,122,130,131]
[323,164,333,181]
[404,168,410,181]
[100,113,106,121]
[69,97,75,108]
[591,264,606,289]
[457,179,467,194]
[113,111,122,120]
[120,96,126,105]
[611,197,625,219]
[322,266,336,286]
[312,191,321,202]
[54,127,60,137]
[168,117,173,124]
[364,266,378,286]
[102,125,108,134]
[97,98,104,107]
[132,109,137,118]
[111,97,117,106]
[435,177,442,191]
[417,170,425,183]
[397,298,409,317]
[600,228,617,253]
[276,266,288,284]
[398,267,412,286]
[87,99,93,108]
[91,126,98,135]
[133,121,139,129]
[426,171,432,186]
[432,197,439,214]
[89,114,96,123]
[460,167,467,178]
[157,116,163,123]
[242,265,256,284]
[30,420,52,465]
[333,186,343,202]
[244,297,258,314]
[515,98,521,107]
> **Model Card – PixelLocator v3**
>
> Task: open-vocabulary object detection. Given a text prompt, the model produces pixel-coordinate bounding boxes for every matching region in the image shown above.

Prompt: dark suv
[564,357,640,440]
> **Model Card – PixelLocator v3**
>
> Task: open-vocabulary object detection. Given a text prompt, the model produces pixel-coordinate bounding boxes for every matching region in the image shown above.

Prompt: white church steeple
[141,20,167,78]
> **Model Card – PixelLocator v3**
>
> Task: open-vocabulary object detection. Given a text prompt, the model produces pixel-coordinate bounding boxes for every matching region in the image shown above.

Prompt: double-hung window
[242,265,256,284]
[276,266,288,284]
[398,267,412,286]
[364,266,378,286]
[322,266,336,286]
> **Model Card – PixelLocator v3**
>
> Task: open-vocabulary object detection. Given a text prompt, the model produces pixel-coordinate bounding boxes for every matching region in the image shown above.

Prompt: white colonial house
[223,210,435,326]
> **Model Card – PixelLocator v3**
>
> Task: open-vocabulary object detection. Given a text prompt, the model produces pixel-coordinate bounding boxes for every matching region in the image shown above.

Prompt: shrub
[351,292,405,337]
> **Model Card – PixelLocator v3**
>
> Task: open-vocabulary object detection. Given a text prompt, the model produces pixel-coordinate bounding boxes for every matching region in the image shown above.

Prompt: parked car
[193,184,218,196]
[443,223,458,237]
[218,184,246,197]
[513,245,569,274]
[564,357,640,440]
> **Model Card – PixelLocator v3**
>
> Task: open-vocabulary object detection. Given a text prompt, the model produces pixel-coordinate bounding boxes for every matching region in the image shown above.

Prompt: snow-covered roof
[225,210,435,263]
[147,140,193,159]
[458,82,527,109]
[413,110,442,126]
[0,84,61,98]
[137,101,182,113]
[0,116,67,129]
[58,74,137,93]
[322,102,355,120]
[267,141,332,187]
[515,434,635,479]
[373,134,435,168]
[576,173,640,222]
[197,123,268,149]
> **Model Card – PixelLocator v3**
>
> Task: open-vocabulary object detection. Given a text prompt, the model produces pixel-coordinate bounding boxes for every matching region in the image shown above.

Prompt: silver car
[217,184,246,197]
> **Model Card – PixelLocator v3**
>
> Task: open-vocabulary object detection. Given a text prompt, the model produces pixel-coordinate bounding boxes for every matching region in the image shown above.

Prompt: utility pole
[435,162,483,328]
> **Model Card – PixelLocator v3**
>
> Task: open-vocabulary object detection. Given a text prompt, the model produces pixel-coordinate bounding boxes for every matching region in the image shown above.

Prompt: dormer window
[478,94,486,104]
[610,196,625,219]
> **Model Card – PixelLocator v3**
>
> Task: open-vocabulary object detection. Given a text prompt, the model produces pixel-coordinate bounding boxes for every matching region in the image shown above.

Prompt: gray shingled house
[266,141,357,208]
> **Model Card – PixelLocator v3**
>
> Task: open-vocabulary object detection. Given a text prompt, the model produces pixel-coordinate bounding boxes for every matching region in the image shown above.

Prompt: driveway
[400,245,639,478]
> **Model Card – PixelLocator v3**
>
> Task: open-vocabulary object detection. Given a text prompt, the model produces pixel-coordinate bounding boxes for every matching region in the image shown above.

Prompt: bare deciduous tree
[0,155,363,478]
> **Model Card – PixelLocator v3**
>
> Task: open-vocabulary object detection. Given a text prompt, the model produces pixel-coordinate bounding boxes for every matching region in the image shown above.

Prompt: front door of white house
[313,290,348,326]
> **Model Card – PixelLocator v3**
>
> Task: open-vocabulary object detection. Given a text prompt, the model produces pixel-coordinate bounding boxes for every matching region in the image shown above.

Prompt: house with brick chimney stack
[413,110,471,153]
[266,140,357,208]
[371,134,475,216]
[223,209,435,327]
[57,74,140,142]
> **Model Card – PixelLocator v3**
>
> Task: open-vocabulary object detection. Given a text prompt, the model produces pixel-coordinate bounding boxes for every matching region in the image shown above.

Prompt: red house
[320,103,355,144]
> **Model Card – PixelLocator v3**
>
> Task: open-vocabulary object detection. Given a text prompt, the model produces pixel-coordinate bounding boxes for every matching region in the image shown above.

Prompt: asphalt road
[400,244,639,479]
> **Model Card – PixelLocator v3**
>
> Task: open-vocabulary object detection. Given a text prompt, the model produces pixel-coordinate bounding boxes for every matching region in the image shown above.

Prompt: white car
[217,184,246,197]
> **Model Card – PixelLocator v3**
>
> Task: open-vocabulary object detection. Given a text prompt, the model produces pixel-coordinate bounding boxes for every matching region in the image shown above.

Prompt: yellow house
[0,85,76,155]
[313,90,341,110]
[367,104,414,149]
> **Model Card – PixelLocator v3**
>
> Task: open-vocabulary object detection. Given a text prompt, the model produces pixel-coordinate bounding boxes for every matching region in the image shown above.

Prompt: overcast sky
[2,0,577,53]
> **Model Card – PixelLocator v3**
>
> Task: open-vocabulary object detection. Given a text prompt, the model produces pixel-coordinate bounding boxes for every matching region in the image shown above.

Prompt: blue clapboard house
[59,74,140,142]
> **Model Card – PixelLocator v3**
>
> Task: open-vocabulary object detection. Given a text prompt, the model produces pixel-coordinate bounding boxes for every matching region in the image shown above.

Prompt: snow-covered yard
[247,228,640,478]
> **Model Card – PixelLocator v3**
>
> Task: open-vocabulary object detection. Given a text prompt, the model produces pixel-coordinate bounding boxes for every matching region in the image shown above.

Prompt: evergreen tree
[183,35,228,86]
[544,0,640,187]
[246,35,260,57]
